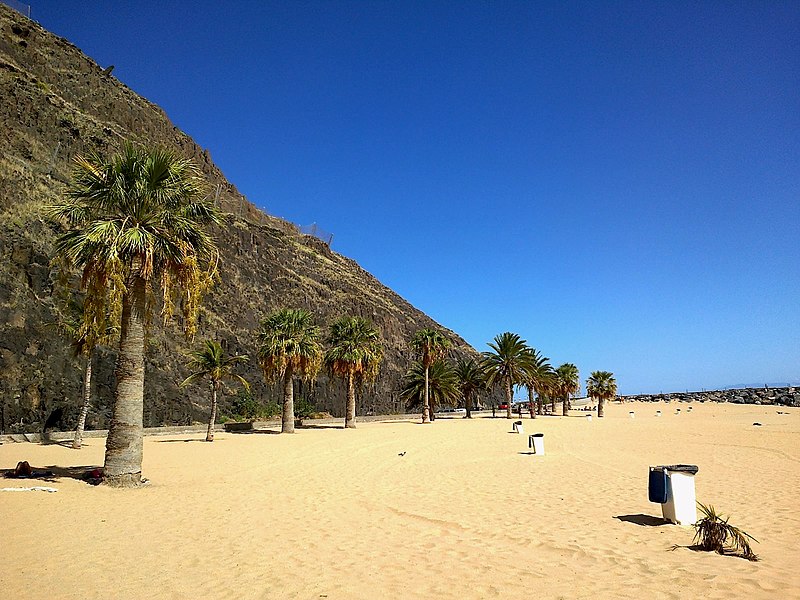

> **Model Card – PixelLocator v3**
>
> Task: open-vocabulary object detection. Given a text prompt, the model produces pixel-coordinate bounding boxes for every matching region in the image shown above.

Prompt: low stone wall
[618,387,799,407]
[0,413,427,443]
[0,424,211,444]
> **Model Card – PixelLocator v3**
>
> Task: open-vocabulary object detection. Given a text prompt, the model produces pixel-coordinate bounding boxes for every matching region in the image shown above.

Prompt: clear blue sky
[29,1,799,394]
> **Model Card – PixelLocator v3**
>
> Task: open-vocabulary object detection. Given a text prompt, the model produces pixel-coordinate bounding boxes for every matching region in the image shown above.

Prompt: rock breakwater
[619,387,799,407]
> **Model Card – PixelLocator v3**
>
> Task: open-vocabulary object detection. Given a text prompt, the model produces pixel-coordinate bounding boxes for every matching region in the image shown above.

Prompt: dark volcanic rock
[0,5,481,432]
[619,388,799,408]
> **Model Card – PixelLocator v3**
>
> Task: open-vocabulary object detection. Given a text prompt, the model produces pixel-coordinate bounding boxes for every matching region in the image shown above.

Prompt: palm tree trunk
[345,371,357,429]
[422,365,431,423]
[598,396,605,418]
[282,364,295,433]
[562,392,570,416]
[72,355,92,449]
[527,385,536,419]
[465,390,472,418]
[505,379,513,419]
[206,380,218,441]
[104,276,146,487]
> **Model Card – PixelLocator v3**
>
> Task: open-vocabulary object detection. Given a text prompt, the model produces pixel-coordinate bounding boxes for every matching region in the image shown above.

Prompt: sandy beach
[1,401,798,599]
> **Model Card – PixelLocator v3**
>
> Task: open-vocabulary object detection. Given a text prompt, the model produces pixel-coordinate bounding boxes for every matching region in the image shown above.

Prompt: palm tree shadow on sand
[614,514,669,526]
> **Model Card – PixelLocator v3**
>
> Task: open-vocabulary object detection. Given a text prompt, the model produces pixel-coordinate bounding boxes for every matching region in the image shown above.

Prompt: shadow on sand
[614,514,668,526]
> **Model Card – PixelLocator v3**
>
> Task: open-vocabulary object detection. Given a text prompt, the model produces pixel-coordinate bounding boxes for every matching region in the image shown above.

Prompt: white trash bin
[512,420,524,435]
[649,464,699,525]
[629,411,635,418]
[528,433,544,455]
[586,414,592,422]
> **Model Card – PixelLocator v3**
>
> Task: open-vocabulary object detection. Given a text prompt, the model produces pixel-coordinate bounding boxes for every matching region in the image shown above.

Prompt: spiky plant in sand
[410,328,451,423]
[482,332,532,419]
[586,370,617,418]
[325,316,383,429]
[181,340,249,442]
[49,296,117,449]
[401,359,460,416]
[522,347,552,418]
[455,358,486,418]
[49,143,221,486]
[693,503,758,561]
[258,308,323,434]
[555,363,580,416]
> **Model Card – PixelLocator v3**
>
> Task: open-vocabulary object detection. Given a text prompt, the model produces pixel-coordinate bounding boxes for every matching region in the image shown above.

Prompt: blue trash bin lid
[648,467,669,503]
[663,464,698,475]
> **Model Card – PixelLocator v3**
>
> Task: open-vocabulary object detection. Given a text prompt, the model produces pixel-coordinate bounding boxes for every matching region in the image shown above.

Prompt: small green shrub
[230,389,263,421]
[261,400,281,418]
[294,396,317,419]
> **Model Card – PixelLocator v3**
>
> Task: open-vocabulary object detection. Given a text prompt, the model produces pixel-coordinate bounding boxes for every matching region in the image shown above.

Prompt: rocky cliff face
[0,5,477,432]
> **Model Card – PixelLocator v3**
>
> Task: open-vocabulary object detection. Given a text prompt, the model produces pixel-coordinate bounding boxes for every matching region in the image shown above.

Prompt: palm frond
[693,502,759,561]
[410,328,451,368]
[258,308,323,383]
[50,143,222,338]
[401,359,459,411]
[325,316,383,387]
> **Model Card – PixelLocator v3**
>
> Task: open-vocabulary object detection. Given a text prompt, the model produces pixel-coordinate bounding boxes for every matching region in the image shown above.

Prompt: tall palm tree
[401,359,460,415]
[522,348,552,419]
[482,332,533,419]
[586,370,617,418]
[180,339,249,441]
[540,370,559,415]
[410,328,451,423]
[325,316,383,429]
[455,358,486,418]
[49,296,118,449]
[49,143,221,486]
[555,363,580,416]
[258,308,323,433]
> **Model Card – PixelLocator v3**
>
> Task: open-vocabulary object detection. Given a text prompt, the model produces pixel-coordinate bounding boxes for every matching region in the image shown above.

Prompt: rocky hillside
[0,5,479,432]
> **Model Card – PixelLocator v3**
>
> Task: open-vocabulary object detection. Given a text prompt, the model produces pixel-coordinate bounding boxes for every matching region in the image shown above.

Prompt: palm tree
[325,316,383,429]
[522,348,552,419]
[401,359,460,415]
[555,363,580,416]
[257,308,323,433]
[541,370,560,415]
[455,358,486,418]
[482,332,532,419]
[586,370,617,418]
[180,340,249,441]
[410,328,451,423]
[49,143,221,486]
[49,296,118,449]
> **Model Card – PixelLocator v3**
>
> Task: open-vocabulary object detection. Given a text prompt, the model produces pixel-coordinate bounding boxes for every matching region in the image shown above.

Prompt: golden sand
[1,401,798,599]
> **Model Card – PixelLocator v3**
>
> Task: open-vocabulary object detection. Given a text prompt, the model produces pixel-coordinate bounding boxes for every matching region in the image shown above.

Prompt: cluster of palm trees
[402,330,618,422]
[48,143,617,488]
[179,309,383,441]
